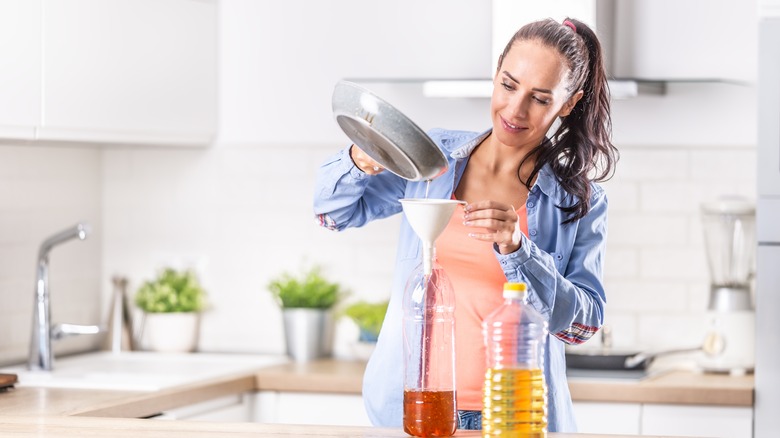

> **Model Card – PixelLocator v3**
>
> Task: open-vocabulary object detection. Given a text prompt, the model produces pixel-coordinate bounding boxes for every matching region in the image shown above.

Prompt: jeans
[457,410,482,430]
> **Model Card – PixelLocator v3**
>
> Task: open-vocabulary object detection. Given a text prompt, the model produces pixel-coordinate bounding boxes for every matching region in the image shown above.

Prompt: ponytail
[500,18,618,223]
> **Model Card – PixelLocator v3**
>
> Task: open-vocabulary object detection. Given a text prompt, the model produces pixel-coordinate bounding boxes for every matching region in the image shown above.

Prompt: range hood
[422,0,664,100]
[420,79,664,100]
[421,0,755,100]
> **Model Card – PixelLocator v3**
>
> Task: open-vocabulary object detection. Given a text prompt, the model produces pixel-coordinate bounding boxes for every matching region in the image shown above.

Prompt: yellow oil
[482,367,548,438]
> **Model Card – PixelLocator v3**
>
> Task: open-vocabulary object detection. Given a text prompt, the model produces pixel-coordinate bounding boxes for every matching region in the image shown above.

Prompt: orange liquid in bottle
[403,389,457,437]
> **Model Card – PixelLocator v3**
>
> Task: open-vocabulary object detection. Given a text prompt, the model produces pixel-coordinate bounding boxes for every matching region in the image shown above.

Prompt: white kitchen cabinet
[0,0,216,146]
[573,401,752,438]
[0,0,41,140]
[642,404,753,438]
[252,391,371,427]
[492,0,756,83]
[153,393,253,422]
[39,0,217,146]
[612,0,757,82]
[572,401,641,435]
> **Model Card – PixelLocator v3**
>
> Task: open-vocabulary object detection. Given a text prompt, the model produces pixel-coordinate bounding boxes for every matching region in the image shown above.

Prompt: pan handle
[624,346,703,369]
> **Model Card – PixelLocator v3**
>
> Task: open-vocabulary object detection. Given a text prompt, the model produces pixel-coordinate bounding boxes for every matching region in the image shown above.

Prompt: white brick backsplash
[603,280,688,313]
[598,313,639,349]
[0,145,102,365]
[603,247,639,278]
[0,279,33,313]
[0,139,757,362]
[0,244,35,281]
[636,313,713,350]
[607,213,689,246]
[687,283,713,312]
[601,180,640,212]
[614,149,690,181]
[689,149,757,181]
[639,248,710,280]
[639,182,699,213]
[0,211,33,245]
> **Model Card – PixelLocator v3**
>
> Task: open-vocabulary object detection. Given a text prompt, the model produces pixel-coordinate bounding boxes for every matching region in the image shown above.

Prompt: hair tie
[563,19,577,32]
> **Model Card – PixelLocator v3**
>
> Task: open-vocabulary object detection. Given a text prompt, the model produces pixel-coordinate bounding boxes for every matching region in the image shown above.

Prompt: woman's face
[491,39,582,151]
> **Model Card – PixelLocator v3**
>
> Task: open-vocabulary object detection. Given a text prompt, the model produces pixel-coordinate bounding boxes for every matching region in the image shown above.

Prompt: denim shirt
[313,128,608,433]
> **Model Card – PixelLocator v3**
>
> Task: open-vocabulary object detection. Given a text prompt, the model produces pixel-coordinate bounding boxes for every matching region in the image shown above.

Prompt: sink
[0,351,289,391]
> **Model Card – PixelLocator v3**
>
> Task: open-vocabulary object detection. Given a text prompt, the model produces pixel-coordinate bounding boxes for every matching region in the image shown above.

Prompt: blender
[699,196,756,375]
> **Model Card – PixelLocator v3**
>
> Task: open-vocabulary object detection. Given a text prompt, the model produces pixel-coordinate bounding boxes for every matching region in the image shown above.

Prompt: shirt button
[529,229,537,236]
[527,201,535,208]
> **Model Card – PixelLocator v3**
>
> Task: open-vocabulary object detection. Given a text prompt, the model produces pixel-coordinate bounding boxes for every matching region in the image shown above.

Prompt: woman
[313,17,617,432]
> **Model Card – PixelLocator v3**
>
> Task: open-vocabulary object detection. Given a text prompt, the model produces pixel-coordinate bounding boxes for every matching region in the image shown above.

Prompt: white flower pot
[141,312,200,353]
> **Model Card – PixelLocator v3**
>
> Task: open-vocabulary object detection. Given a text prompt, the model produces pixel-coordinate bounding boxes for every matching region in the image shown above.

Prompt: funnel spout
[400,199,465,275]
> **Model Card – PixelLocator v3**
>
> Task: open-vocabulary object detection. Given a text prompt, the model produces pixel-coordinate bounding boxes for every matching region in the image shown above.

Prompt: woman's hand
[349,145,384,175]
[463,200,523,254]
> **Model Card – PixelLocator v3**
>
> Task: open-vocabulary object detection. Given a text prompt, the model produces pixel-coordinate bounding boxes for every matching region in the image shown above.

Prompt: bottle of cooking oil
[482,282,548,437]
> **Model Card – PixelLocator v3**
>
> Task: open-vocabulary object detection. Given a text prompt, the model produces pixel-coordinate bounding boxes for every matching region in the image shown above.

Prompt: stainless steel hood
[420,79,664,100]
[418,0,664,100]
[421,0,754,100]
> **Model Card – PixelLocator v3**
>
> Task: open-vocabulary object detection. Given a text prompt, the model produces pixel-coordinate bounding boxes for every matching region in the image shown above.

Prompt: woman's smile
[500,116,525,133]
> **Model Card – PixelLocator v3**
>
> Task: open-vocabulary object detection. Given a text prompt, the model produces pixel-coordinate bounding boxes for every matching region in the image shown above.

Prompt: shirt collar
[450,129,565,203]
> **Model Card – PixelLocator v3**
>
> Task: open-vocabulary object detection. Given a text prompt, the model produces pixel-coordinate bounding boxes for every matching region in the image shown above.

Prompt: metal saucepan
[331,80,448,181]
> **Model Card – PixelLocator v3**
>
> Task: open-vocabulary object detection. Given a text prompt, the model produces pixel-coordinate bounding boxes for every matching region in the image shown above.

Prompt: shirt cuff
[337,147,369,180]
[494,233,533,267]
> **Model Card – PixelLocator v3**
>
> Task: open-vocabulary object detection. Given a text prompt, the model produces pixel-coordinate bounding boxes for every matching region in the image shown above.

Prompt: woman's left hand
[463,200,523,254]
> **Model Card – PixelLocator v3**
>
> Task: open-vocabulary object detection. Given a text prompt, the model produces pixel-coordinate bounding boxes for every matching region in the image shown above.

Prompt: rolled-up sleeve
[496,188,608,344]
[313,147,407,231]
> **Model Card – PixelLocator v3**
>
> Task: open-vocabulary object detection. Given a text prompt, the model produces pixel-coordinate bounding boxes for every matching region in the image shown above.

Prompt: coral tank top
[434,201,529,410]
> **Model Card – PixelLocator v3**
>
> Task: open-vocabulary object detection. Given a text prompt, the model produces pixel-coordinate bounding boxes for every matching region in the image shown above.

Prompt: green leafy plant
[135,268,208,313]
[267,266,345,309]
[343,300,389,342]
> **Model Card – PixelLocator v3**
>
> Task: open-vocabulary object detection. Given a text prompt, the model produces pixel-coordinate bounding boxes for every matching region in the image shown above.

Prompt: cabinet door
[642,404,752,438]
[612,0,757,82]
[0,0,41,139]
[252,391,371,427]
[572,401,641,435]
[153,394,252,422]
[40,0,216,146]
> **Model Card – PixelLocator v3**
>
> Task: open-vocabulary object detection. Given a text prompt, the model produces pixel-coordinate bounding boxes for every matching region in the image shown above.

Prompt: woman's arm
[313,146,407,231]
[497,190,608,344]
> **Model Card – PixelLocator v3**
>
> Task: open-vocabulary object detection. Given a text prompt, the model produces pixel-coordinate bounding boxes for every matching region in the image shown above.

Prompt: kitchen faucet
[28,222,100,371]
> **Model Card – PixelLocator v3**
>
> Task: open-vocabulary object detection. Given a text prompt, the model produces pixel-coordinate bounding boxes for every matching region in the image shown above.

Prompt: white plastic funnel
[400,198,466,275]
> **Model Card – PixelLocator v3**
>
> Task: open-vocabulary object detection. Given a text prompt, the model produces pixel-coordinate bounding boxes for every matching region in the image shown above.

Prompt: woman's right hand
[350,145,384,175]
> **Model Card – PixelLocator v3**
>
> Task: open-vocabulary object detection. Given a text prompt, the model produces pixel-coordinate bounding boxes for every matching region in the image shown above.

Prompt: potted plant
[268,266,346,362]
[134,268,208,353]
[343,299,388,360]
[343,300,388,343]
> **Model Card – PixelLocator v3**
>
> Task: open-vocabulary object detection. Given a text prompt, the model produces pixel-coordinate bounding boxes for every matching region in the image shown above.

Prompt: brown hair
[498,18,618,223]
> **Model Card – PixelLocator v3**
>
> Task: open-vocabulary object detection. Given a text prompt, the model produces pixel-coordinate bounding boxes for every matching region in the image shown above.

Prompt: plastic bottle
[402,255,457,437]
[482,282,549,437]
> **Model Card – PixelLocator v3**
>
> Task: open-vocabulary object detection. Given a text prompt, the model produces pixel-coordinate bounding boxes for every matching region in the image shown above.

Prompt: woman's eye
[501,82,514,91]
[533,96,551,105]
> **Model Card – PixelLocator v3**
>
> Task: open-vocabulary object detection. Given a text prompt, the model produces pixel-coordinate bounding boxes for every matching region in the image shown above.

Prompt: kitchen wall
[0,144,102,365]
[0,0,758,364]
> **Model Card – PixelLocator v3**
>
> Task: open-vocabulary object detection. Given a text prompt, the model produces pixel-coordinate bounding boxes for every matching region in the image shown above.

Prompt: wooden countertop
[251,359,754,407]
[0,356,753,437]
[0,415,687,438]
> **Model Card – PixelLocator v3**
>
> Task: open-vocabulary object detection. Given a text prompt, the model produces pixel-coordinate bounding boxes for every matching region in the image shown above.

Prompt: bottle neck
[504,291,528,303]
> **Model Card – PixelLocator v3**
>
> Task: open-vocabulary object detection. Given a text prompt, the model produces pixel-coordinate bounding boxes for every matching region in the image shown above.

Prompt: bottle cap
[503,282,527,298]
